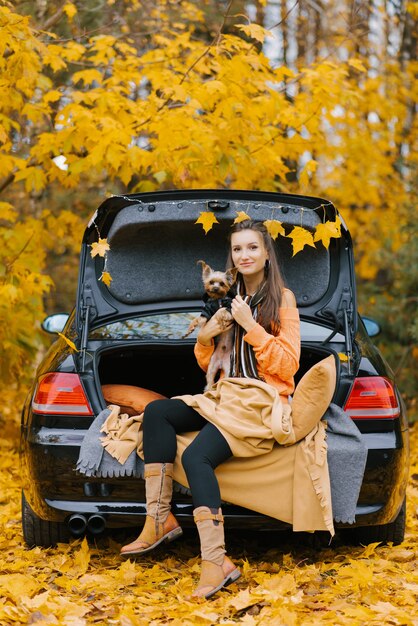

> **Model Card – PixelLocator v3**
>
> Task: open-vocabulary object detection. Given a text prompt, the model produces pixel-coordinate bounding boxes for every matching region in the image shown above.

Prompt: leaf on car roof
[90,238,110,258]
[100,271,113,286]
[195,211,219,234]
[264,219,285,240]
[287,226,315,256]
[314,217,342,249]
[234,211,251,224]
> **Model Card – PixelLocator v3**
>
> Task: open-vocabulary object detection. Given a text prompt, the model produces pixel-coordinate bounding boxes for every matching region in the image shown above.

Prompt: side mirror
[362,316,381,338]
[42,313,69,334]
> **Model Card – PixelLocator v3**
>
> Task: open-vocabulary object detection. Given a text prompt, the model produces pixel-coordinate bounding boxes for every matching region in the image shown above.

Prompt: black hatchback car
[20,190,409,547]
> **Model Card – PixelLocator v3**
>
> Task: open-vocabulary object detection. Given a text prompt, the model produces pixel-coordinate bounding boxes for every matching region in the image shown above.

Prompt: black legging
[142,399,232,509]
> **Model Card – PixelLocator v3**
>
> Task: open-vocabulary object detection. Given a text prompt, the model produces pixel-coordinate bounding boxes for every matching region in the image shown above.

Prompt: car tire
[21,491,70,548]
[347,498,406,546]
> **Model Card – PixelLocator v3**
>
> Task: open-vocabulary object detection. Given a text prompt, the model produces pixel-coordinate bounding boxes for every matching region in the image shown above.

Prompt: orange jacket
[194,307,301,403]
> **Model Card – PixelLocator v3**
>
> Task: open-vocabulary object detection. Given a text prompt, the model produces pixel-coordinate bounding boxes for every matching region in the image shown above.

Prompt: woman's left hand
[231,295,257,332]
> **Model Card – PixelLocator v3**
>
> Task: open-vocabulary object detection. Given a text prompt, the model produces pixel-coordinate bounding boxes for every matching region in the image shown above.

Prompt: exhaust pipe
[86,514,107,535]
[67,513,88,537]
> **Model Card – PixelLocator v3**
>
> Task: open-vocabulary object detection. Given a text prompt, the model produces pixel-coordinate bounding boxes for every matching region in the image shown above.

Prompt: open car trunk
[96,343,340,405]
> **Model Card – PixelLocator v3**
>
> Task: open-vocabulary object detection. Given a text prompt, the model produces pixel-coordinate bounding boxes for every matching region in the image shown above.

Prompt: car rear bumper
[38,497,401,531]
[21,423,409,531]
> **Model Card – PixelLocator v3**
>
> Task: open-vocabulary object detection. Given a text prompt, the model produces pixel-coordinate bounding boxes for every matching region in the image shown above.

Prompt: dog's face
[198,260,238,299]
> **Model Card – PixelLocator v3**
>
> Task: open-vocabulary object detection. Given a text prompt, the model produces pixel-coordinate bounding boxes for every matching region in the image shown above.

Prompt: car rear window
[89,312,200,340]
[89,313,344,342]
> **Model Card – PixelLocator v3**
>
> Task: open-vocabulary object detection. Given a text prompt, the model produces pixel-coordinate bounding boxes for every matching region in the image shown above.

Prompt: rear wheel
[21,491,70,548]
[348,499,406,546]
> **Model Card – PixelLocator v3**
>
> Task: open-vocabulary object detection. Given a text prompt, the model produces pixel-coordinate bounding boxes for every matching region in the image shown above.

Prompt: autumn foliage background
[0,0,417,624]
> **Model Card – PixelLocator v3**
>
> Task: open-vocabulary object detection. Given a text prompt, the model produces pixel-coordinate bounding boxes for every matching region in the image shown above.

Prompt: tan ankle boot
[120,463,182,555]
[192,506,241,599]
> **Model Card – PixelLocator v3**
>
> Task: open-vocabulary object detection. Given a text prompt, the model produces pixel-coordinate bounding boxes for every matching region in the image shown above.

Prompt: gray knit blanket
[76,402,367,524]
[76,409,145,479]
[325,403,367,524]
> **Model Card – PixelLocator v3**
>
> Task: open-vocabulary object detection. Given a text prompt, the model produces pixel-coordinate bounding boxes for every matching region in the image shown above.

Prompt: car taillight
[344,376,400,419]
[32,373,93,415]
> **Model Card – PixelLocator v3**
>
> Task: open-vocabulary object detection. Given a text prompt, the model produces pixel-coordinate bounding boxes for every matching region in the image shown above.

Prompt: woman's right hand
[197,308,234,346]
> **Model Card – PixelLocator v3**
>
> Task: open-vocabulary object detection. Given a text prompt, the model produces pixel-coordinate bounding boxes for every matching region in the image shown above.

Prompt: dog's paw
[215,308,233,330]
[183,316,204,338]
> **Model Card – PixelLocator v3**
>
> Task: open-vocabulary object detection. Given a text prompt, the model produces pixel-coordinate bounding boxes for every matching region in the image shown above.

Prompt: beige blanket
[100,379,334,535]
[175,377,296,456]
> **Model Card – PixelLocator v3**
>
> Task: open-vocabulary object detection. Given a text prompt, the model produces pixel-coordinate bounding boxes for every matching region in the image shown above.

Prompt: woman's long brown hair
[226,220,286,333]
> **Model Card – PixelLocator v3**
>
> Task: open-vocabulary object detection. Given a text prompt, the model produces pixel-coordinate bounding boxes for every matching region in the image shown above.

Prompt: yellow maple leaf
[100,271,113,286]
[205,80,228,96]
[287,226,315,255]
[313,217,342,249]
[14,166,47,192]
[58,333,79,352]
[361,541,382,557]
[0,202,16,222]
[73,537,90,575]
[163,84,188,102]
[338,352,349,362]
[234,211,251,223]
[299,159,318,188]
[72,69,103,86]
[0,573,41,603]
[43,44,68,71]
[63,3,77,21]
[90,238,110,258]
[227,587,257,611]
[406,1,418,18]
[264,219,285,240]
[195,212,219,234]
[348,58,367,72]
[43,90,62,104]
[54,575,76,591]
[237,23,272,44]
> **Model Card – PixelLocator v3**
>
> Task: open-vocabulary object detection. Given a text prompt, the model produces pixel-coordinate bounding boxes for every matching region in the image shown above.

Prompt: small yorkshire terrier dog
[184,260,238,390]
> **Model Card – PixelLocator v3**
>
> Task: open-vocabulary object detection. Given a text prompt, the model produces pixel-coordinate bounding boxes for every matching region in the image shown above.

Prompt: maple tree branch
[40,4,66,32]
[41,19,124,43]
[0,173,15,195]
[134,1,234,130]
[271,29,369,99]
[267,0,300,31]
[5,233,35,274]
[0,153,39,194]
[250,104,322,155]
[179,0,234,84]
[38,1,124,43]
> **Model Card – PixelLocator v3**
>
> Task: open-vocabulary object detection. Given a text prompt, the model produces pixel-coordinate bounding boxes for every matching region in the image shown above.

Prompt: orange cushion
[291,355,337,441]
[101,384,167,416]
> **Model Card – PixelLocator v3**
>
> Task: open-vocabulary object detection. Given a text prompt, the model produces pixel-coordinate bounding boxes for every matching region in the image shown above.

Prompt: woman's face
[230,229,269,282]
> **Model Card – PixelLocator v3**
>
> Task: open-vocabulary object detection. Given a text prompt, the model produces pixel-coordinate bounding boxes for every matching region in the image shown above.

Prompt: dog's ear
[197,260,212,280]
[226,266,238,286]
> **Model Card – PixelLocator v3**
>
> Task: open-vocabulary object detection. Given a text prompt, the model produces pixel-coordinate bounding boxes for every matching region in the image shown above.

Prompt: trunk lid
[75,189,357,353]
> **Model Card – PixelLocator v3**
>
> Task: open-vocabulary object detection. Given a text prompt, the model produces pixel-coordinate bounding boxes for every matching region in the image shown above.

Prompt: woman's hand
[197,308,234,346]
[231,295,257,333]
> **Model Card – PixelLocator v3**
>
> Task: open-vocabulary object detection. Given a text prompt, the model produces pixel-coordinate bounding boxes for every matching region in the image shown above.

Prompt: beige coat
[173,424,332,534]
[101,379,334,535]
[174,377,295,457]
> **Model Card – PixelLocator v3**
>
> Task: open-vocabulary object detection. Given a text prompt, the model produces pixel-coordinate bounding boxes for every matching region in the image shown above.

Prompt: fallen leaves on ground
[0,421,417,626]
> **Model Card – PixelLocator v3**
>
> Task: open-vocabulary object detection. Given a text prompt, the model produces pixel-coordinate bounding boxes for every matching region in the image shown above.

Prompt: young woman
[120,220,300,599]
